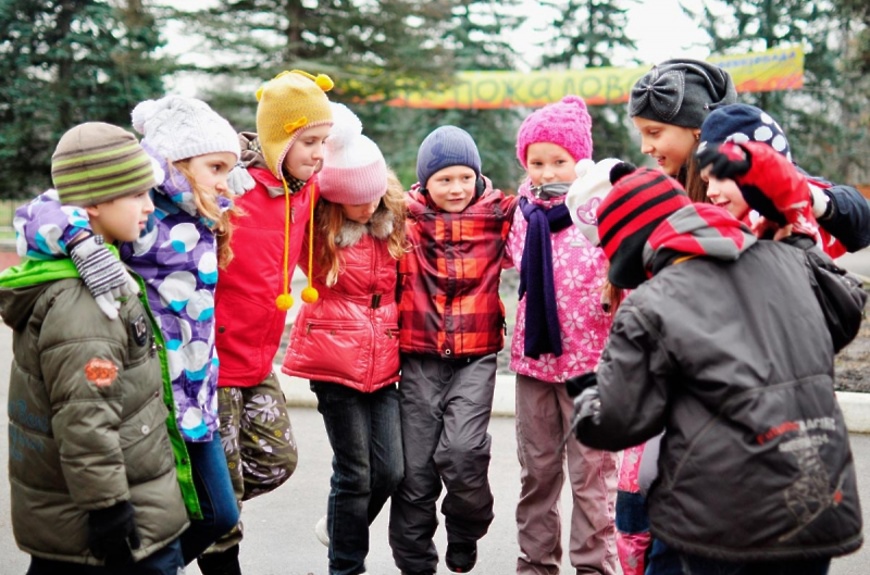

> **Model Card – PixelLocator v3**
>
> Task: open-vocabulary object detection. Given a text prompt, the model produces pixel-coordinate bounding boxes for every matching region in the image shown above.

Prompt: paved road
[1,333,869,574]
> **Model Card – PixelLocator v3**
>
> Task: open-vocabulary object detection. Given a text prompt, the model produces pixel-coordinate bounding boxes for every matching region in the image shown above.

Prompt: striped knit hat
[51,122,156,207]
[597,165,692,289]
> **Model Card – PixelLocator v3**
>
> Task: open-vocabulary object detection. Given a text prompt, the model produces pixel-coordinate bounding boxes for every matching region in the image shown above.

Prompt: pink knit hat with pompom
[516,95,593,168]
[319,102,387,204]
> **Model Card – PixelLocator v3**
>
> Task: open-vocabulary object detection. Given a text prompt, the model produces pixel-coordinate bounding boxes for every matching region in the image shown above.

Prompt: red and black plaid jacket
[398,181,517,358]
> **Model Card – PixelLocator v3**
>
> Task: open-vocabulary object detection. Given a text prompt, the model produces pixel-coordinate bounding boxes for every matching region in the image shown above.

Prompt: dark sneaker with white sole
[445,541,477,573]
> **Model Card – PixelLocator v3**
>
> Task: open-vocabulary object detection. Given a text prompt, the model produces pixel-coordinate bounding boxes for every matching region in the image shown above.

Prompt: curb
[275,368,870,434]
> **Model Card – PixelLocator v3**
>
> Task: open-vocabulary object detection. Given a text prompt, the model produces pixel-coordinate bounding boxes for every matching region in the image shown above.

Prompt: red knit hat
[598,166,692,289]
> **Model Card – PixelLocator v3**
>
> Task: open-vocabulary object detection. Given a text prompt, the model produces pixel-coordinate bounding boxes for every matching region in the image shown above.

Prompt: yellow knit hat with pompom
[255,70,334,179]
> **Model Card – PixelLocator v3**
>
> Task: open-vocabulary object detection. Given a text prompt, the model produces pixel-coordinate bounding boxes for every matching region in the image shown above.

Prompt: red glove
[698,142,818,238]
[732,142,818,239]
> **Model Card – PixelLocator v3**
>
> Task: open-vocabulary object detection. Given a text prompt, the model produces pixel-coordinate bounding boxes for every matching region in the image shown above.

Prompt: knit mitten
[70,235,139,320]
[87,501,141,567]
[227,163,256,196]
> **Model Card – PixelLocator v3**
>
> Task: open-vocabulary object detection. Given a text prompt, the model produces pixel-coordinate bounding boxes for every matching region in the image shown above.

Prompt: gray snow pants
[389,353,497,574]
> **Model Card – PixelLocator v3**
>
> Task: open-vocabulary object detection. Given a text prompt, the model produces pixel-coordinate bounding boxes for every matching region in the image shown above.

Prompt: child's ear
[84,205,101,219]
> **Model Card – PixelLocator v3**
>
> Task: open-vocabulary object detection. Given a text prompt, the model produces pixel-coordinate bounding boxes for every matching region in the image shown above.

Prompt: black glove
[572,387,603,437]
[565,372,598,397]
[696,142,751,180]
[560,381,602,451]
[87,501,140,567]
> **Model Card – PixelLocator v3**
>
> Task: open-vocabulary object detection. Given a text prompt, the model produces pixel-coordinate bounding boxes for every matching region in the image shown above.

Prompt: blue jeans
[27,539,183,574]
[312,381,404,575]
[679,552,830,575]
[181,435,240,564]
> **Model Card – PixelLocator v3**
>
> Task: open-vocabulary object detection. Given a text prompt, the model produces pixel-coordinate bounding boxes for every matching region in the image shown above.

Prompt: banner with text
[386,46,803,109]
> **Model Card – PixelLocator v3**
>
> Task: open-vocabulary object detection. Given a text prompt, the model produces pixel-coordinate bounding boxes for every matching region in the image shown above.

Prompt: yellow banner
[386,46,804,109]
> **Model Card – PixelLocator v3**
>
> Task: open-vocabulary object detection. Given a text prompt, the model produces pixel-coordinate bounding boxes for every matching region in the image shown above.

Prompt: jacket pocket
[285,319,369,383]
[120,394,174,484]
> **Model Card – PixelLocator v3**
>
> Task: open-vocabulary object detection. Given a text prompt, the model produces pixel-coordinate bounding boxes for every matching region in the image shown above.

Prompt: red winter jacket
[398,180,517,358]
[282,208,401,392]
[215,166,316,388]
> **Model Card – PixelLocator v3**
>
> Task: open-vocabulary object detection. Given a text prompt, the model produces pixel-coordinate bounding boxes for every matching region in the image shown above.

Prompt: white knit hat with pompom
[318,102,387,204]
[566,157,622,246]
[131,95,240,163]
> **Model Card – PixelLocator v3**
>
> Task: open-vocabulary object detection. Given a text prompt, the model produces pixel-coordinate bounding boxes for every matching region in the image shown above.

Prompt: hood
[643,203,757,277]
[0,257,80,331]
[406,176,495,214]
[0,245,121,331]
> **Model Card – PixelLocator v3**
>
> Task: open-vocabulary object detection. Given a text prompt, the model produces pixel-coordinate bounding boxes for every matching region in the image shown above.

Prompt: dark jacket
[577,239,863,562]
[808,175,870,253]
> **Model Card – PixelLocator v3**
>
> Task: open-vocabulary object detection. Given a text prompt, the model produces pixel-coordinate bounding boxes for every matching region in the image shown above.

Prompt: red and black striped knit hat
[597,165,692,289]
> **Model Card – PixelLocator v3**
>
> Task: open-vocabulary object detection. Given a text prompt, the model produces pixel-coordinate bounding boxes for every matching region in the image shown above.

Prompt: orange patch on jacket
[84,358,119,388]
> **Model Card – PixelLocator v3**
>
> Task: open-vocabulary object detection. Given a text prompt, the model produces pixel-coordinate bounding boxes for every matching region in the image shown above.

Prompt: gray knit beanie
[629,59,738,129]
[416,126,482,188]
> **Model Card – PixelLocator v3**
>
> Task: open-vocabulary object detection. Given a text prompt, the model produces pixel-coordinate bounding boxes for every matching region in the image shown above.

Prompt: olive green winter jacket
[0,254,189,565]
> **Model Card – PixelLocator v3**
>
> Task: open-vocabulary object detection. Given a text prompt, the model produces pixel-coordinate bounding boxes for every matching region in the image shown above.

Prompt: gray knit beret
[416,126,481,188]
[629,59,738,129]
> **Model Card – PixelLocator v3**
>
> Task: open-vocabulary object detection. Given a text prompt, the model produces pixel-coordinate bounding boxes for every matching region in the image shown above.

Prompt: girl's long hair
[314,168,407,287]
[173,160,241,268]
[682,141,710,204]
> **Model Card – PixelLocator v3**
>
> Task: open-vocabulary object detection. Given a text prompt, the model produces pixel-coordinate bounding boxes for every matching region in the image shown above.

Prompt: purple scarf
[518,196,573,358]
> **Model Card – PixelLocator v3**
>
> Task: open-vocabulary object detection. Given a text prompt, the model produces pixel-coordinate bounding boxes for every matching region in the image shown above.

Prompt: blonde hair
[172,160,241,268]
[314,169,407,287]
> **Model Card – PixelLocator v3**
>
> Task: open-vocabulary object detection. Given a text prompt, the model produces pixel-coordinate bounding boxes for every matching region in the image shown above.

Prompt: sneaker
[314,514,329,547]
[445,541,477,573]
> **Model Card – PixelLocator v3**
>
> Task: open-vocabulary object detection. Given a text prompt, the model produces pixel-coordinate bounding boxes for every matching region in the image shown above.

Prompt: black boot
[197,544,242,575]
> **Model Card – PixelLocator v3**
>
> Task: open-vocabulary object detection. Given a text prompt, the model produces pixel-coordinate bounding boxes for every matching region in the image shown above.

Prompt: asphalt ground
[1,248,869,574]
[1,319,869,574]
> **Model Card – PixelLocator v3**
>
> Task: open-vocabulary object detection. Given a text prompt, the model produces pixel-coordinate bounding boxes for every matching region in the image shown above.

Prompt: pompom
[131,99,160,135]
[561,94,589,112]
[301,286,319,304]
[609,162,637,185]
[326,103,363,153]
[276,293,294,311]
[315,74,334,92]
[255,85,264,102]
[573,158,596,181]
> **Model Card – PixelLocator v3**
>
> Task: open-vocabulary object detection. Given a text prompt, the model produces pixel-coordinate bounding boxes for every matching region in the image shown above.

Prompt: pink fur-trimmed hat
[516,95,593,168]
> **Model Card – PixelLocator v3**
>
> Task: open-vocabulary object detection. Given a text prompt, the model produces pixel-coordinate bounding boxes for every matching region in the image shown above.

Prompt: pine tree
[681,0,868,183]
[533,0,644,165]
[0,0,167,197]
[400,0,525,190]
[171,0,456,135]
